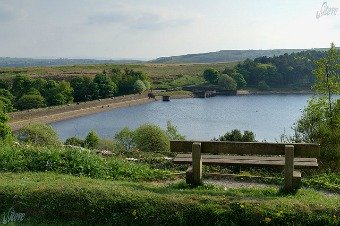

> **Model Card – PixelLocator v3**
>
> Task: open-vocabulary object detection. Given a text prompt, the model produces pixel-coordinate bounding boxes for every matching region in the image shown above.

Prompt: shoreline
[9,94,155,131]
[8,91,311,131]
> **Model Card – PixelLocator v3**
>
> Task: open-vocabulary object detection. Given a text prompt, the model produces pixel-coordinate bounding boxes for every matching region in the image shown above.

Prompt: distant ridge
[0,58,144,68]
[150,49,329,64]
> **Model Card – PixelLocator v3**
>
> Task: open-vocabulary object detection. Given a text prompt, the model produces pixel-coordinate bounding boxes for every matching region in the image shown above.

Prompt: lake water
[51,94,312,142]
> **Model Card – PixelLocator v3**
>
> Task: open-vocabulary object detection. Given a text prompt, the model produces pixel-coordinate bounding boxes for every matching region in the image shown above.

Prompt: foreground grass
[0,172,338,225]
[0,144,171,181]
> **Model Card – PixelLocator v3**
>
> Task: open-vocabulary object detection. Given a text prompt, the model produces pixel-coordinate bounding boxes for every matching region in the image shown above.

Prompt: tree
[165,121,185,140]
[218,74,237,90]
[114,127,135,152]
[0,102,12,141]
[258,81,270,91]
[16,123,61,146]
[134,124,170,152]
[16,94,46,110]
[217,129,256,142]
[313,42,340,119]
[133,80,146,93]
[93,74,118,98]
[84,130,99,149]
[11,75,32,98]
[296,43,340,164]
[203,68,220,84]
[231,72,247,89]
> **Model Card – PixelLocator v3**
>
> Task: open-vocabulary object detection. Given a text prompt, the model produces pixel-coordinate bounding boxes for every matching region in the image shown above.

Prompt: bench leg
[191,142,202,186]
[186,166,193,184]
[284,145,294,192]
[292,170,302,189]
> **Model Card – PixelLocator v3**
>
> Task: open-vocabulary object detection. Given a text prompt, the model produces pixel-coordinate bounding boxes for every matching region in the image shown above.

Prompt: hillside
[150,49,329,64]
[0,57,144,68]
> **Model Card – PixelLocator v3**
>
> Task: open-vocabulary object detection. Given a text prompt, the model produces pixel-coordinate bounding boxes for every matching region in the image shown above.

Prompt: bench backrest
[170,140,320,158]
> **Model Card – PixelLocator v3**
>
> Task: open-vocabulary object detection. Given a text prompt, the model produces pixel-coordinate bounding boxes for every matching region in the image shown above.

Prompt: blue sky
[0,0,339,59]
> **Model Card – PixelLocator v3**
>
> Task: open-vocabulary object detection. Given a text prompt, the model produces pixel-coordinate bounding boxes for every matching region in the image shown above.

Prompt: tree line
[0,68,151,111]
[202,49,333,91]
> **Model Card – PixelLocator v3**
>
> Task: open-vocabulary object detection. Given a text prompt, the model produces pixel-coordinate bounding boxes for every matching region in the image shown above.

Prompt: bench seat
[173,154,318,169]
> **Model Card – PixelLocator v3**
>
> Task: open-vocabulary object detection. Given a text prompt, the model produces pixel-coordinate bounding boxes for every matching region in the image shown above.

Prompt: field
[0,143,339,225]
[0,62,237,81]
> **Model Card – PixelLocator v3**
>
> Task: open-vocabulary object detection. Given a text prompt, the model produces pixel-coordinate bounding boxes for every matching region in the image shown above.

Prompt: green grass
[0,144,171,181]
[0,172,338,225]
[0,62,236,81]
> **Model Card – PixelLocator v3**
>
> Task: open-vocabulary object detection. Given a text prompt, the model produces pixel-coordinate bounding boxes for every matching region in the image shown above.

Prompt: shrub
[16,124,61,146]
[216,129,256,142]
[134,124,170,153]
[165,121,185,140]
[84,130,99,149]
[97,139,115,151]
[258,81,270,91]
[16,94,46,110]
[114,127,135,152]
[218,74,237,90]
[133,80,146,93]
[64,136,84,147]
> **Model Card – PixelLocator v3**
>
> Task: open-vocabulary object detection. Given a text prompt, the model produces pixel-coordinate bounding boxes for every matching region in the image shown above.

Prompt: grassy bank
[0,144,171,181]
[0,172,339,225]
[0,62,236,81]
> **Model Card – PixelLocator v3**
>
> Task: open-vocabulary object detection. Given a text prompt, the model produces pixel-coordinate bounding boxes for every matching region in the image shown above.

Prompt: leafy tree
[165,121,185,140]
[133,80,146,93]
[0,102,12,141]
[313,42,340,118]
[11,75,32,98]
[258,81,270,91]
[134,124,170,152]
[93,74,118,98]
[84,130,100,149]
[16,123,61,146]
[144,80,152,90]
[296,43,340,164]
[64,136,84,147]
[231,72,247,89]
[114,127,135,152]
[0,97,14,112]
[218,74,237,90]
[217,129,256,142]
[16,94,46,110]
[203,68,220,84]
[0,89,14,101]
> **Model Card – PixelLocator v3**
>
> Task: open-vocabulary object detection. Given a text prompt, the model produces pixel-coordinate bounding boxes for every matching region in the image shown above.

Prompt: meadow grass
[0,172,338,225]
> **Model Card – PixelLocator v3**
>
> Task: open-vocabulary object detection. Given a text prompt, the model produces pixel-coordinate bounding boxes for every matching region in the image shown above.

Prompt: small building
[162,95,170,101]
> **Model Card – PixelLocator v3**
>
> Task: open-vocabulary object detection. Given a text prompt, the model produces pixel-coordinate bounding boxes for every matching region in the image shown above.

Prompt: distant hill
[150,49,330,64]
[0,57,144,68]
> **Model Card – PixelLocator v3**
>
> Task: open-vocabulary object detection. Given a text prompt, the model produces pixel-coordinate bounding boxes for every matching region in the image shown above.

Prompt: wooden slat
[170,140,320,158]
[173,156,318,169]
[175,154,318,162]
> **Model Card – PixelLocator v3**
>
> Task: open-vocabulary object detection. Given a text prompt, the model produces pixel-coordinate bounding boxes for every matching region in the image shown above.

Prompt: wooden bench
[170,140,320,191]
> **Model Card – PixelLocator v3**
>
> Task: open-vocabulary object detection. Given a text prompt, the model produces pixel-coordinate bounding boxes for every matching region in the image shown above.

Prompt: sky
[0,0,339,59]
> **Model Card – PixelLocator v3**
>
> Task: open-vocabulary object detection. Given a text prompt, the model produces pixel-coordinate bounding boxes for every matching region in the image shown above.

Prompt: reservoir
[51,94,311,142]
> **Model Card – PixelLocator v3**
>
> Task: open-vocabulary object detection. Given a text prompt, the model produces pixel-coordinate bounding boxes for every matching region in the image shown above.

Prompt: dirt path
[9,94,155,131]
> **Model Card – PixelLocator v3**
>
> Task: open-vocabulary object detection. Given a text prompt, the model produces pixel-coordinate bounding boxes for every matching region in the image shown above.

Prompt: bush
[218,74,237,90]
[216,129,256,142]
[114,127,135,152]
[165,121,185,140]
[16,94,46,110]
[133,80,146,93]
[134,124,170,153]
[258,81,270,91]
[64,136,84,147]
[84,130,99,149]
[296,98,340,165]
[16,124,61,146]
